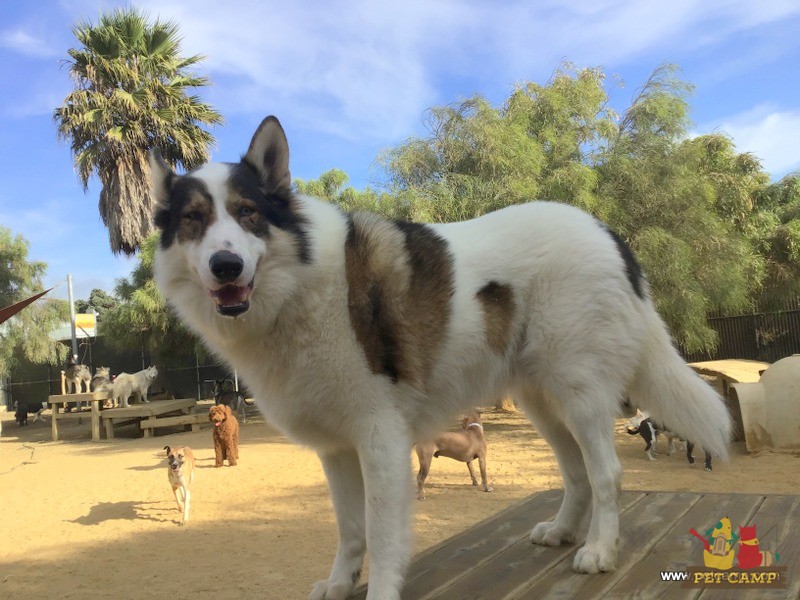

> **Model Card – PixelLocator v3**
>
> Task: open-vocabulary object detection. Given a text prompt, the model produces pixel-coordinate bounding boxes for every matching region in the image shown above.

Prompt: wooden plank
[432,491,647,600]
[101,399,196,419]
[350,489,564,600]
[140,412,207,430]
[512,492,703,599]
[606,493,764,600]
[49,391,109,404]
[697,495,800,600]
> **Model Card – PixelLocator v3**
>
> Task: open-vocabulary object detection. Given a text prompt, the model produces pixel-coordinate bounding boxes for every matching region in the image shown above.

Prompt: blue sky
[1,0,799,302]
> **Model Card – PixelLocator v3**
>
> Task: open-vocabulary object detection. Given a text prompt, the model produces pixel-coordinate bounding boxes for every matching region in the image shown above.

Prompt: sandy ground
[1,405,798,600]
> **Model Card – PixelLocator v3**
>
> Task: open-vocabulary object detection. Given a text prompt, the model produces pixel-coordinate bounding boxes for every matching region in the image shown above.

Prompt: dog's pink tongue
[214,422,221,427]
[212,285,249,307]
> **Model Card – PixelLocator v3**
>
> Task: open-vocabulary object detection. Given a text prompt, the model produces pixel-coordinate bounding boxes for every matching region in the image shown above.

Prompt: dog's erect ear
[243,116,291,192]
[164,445,171,455]
[149,149,175,226]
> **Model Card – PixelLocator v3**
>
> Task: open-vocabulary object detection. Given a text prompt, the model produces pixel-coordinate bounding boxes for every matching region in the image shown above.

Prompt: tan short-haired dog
[209,404,239,467]
[415,410,493,500]
[164,445,195,525]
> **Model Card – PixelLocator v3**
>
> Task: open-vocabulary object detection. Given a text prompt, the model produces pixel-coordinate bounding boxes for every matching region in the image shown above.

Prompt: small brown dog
[415,410,493,500]
[164,445,195,525]
[209,404,239,467]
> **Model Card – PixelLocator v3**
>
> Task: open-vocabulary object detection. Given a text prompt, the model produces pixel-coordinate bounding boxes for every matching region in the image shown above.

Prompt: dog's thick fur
[64,358,91,394]
[151,116,732,599]
[91,366,113,393]
[209,404,239,467]
[112,366,158,408]
[415,410,492,500]
[164,445,195,525]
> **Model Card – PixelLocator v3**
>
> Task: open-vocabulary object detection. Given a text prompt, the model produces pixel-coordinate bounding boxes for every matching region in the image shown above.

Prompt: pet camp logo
[683,516,787,588]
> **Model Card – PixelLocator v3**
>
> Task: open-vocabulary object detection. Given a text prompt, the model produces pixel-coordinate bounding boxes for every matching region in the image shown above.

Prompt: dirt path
[1,408,797,599]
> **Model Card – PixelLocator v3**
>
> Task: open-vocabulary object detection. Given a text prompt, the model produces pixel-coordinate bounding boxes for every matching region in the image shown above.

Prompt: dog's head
[462,410,483,429]
[151,116,310,321]
[209,404,231,427]
[213,379,233,395]
[164,445,190,473]
[145,366,158,382]
[94,366,110,378]
[626,408,648,433]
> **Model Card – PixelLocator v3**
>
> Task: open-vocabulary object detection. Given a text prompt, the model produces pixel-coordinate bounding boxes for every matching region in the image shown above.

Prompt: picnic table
[48,391,110,442]
[354,489,800,599]
[100,398,198,439]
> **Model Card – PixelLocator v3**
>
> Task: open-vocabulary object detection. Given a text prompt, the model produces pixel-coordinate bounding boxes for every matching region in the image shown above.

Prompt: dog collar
[466,422,483,430]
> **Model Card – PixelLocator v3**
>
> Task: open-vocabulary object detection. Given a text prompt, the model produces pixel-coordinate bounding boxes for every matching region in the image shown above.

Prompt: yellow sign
[75,313,96,335]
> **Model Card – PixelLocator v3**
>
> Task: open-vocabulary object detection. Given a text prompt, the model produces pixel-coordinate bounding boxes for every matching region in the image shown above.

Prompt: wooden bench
[48,391,110,442]
[100,398,198,438]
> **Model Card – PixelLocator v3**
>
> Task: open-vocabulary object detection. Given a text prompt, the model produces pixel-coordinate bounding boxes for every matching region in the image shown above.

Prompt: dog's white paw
[573,544,617,573]
[530,521,576,546]
[484,485,494,493]
[308,580,355,600]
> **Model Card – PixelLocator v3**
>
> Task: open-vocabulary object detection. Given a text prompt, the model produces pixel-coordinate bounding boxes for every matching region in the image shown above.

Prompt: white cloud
[0,29,59,58]
[116,0,800,144]
[702,105,800,178]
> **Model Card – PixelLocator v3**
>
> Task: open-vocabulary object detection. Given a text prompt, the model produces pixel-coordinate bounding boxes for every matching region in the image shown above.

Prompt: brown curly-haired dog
[209,404,239,467]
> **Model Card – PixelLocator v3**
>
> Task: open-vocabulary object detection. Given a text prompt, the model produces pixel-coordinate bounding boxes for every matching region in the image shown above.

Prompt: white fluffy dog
[112,366,158,408]
[150,116,732,600]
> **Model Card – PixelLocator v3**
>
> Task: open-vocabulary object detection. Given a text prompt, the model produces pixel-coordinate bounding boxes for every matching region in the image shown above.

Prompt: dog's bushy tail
[629,306,732,460]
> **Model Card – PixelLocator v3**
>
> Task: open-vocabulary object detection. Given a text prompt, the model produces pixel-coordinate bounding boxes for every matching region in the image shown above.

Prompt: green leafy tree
[0,227,69,379]
[54,7,223,256]
[101,234,200,361]
[75,288,119,320]
[379,63,777,353]
[295,169,411,219]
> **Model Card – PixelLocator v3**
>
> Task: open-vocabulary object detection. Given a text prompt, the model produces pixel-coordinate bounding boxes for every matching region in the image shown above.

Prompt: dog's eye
[238,205,256,218]
[183,210,202,222]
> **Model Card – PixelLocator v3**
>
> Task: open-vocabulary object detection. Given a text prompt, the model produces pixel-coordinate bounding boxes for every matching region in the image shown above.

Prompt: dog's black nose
[209,251,244,283]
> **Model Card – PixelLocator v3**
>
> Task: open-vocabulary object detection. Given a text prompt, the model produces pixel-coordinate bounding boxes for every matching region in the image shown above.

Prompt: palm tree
[54,8,223,255]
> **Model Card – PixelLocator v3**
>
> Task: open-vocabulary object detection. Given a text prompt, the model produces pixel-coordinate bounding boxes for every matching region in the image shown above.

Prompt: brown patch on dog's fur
[225,190,271,238]
[344,213,454,389]
[476,281,516,353]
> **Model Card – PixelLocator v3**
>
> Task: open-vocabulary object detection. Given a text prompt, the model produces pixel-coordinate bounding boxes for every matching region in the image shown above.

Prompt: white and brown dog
[415,410,492,500]
[164,445,195,525]
[151,116,732,599]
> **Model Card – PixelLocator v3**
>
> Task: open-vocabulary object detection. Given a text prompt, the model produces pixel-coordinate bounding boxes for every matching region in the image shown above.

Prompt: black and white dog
[14,400,47,426]
[150,115,731,597]
[626,409,712,471]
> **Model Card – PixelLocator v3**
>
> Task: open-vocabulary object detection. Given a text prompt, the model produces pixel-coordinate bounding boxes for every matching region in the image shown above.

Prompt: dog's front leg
[181,486,190,524]
[359,424,412,600]
[309,448,366,600]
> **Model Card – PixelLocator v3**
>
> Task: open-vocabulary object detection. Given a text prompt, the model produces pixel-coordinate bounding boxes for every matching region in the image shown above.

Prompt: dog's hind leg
[477,454,493,493]
[522,388,591,548]
[310,448,367,600]
[540,382,622,574]
[415,444,434,500]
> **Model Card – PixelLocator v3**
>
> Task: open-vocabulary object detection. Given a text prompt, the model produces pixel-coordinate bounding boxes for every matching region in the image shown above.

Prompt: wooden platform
[48,391,110,442]
[101,398,198,438]
[354,490,800,599]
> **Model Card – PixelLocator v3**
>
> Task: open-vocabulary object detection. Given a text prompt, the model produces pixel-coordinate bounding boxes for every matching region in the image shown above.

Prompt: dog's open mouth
[209,280,254,317]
